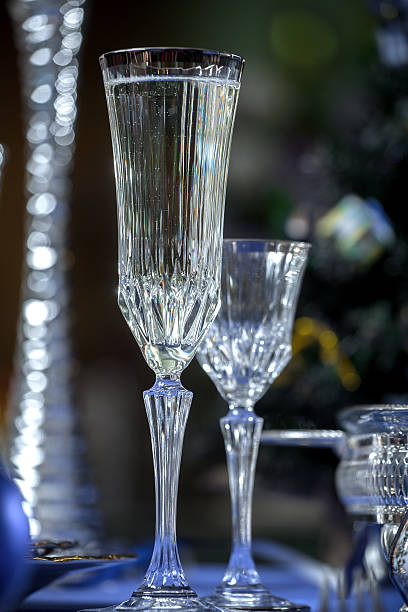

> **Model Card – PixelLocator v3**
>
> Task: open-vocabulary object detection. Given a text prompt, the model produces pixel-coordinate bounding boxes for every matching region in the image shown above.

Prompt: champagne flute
[84,48,244,612]
[197,239,310,611]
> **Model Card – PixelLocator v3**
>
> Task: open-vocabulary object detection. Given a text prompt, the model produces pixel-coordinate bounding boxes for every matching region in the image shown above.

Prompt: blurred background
[1,0,408,568]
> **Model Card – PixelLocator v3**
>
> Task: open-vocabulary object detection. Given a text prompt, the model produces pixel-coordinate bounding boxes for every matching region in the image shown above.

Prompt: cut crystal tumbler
[197,239,310,611]
[84,48,244,612]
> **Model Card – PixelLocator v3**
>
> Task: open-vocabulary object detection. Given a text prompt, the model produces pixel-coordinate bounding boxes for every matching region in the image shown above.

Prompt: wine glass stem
[220,405,264,586]
[138,377,195,595]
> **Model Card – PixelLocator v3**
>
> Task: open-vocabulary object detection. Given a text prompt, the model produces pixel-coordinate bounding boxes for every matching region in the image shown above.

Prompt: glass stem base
[117,593,220,611]
[212,407,309,611]
[80,379,221,612]
[79,595,221,612]
[141,378,192,592]
[220,407,264,587]
[203,584,309,611]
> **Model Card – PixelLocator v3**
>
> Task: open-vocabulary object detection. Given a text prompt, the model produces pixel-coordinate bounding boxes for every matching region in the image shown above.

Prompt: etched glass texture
[198,240,309,408]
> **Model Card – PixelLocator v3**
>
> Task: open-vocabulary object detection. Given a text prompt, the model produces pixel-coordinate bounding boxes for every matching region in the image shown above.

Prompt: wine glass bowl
[199,240,308,407]
[102,48,243,377]
[197,239,310,611]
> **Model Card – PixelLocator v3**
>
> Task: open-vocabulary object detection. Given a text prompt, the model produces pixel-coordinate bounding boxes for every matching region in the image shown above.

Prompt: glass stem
[220,405,264,587]
[136,377,196,596]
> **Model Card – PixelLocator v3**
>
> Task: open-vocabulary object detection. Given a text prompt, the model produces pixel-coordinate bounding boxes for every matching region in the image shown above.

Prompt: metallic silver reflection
[7,0,99,544]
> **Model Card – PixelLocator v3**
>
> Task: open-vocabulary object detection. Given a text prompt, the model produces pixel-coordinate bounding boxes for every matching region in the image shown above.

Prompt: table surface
[16,560,402,612]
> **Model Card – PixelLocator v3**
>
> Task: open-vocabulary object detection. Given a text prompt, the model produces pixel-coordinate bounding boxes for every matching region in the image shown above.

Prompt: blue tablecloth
[17,561,402,612]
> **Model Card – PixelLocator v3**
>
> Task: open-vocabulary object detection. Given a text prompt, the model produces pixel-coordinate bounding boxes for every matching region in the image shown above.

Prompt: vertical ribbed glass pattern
[104,71,240,376]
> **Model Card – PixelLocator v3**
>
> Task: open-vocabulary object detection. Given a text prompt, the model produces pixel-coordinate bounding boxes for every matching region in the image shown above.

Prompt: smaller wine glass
[197,239,310,611]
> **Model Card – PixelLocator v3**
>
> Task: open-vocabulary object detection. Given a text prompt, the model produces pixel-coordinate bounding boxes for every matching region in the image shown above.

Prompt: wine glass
[197,239,310,611]
[86,48,244,612]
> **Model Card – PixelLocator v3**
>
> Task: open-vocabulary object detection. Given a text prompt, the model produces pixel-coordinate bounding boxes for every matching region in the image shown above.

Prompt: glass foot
[203,584,309,611]
[79,595,222,612]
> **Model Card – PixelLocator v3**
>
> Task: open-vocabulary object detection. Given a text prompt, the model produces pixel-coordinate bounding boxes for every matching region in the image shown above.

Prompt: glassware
[336,405,408,612]
[89,48,244,612]
[262,405,408,609]
[262,405,408,522]
[197,239,310,611]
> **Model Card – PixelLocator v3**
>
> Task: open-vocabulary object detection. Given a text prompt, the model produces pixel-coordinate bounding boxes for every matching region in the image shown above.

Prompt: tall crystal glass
[197,239,310,611]
[92,48,244,612]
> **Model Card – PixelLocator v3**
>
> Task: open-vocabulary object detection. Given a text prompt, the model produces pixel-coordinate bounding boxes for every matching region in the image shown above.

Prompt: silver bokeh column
[0,145,5,186]
[7,0,99,544]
